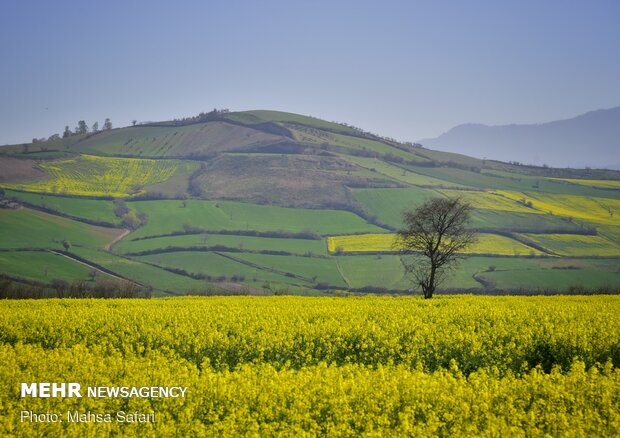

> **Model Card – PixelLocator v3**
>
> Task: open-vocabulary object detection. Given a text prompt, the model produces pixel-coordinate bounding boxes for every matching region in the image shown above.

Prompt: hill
[1,109,620,296]
[420,107,620,169]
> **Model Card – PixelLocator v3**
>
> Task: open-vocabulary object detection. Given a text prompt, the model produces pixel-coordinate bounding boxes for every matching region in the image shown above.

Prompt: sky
[1,0,619,145]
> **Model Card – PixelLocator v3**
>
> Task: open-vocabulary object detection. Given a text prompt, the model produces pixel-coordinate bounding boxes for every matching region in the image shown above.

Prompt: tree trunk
[425,264,437,299]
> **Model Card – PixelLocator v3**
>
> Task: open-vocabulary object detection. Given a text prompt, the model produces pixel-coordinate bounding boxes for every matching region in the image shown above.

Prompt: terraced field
[1,109,619,294]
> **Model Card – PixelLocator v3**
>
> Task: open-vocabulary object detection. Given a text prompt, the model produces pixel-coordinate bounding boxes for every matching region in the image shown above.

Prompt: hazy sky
[1,0,619,145]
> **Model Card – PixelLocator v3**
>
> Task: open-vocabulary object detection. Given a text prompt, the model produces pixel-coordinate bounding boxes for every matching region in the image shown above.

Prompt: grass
[470,209,583,233]
[232,253,347,287]
[0,208,120,250]
[4,190,119,224]
[226,110,362,136]
[1,155,190,197]
[0,250,100,283]
[74,122,282,157]
[344,156,455,186]
[520,233,620,256]
[352,187,442,228]
[70,247,207,293]
[136,251,308,287]
[116,233,328,256]
[478,268,620,290]
[336,255,407,289]
[129,200,383,239]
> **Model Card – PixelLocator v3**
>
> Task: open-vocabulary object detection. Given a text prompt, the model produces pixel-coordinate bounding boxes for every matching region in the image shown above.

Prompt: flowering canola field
[1,155,185,197]
[328,233,545,256]
[1,296,618,436]
[549,178,620,189]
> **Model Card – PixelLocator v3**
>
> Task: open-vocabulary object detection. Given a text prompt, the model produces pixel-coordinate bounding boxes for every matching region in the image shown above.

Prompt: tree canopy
[394,197,477,298]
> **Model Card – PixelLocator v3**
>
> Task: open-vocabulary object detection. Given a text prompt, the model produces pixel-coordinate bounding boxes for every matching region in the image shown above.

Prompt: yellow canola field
[1,155,185,197]
[437,189,542,213]
[1,296,619,436]
[497,191,620,225]
[549,178,620,189]
[328,233,544,256]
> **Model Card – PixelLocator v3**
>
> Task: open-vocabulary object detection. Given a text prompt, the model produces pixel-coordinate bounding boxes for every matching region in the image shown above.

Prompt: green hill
[1,109,619,295]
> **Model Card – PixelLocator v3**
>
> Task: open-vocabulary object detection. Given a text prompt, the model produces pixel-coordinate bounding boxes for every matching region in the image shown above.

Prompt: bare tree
[394,197,477,299]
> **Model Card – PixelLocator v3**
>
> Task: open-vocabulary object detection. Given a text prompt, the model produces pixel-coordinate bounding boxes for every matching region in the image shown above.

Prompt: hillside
[1,109,620,295]
[420,107,620,169]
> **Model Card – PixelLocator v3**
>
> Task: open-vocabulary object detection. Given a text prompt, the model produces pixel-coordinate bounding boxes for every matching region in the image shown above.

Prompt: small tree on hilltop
[394,197,477,299]
[76,120,89,135]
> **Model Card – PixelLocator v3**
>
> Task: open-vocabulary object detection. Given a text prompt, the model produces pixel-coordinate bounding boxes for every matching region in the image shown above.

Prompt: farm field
[327,233,545,256]
[549,177,620,189]
[232,253,347,287]
[498,191,620,225]
[335,255,408,289]
[4,190,119,225]
[128,200,383,239]
[343,156,451,185]
[0,250,104,283]
[0,208,121,250]
[352,187,441,227]
[116,233,328,256]
[136,251,314,289]
[0,155,193,197]
[0,296,618,436]
[521,233,620,256]
[479,267,620,290]
[69,247,209,294]
[469,208,583,233]
[1,110,619,293]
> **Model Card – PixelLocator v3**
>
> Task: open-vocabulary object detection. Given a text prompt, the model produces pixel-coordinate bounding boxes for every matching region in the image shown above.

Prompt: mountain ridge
[420,106,620,169]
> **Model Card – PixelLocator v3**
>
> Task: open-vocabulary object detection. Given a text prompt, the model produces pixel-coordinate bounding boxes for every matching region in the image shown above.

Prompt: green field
[352,187,441,227]
[0,250,101,283]
[521,233,620,256]
[116,233,327,256]
[345,156,458,186]
[479,268,620,290]
[4,190,119,224]
[0,208,120,250]
[232,253,347,287]
[129,200,383,239]
[70,247,208,293]
[336,255,408,289]
[136,251,309,288]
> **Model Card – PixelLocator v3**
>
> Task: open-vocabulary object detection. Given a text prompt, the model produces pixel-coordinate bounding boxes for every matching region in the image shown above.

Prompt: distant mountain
[420,107,620,169]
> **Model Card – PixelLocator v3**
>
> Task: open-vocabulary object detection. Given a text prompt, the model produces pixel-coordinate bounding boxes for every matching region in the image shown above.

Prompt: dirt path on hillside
[104,229,131,251]
[48,249,133,284]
